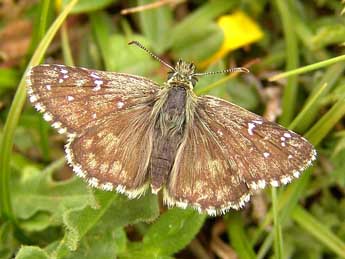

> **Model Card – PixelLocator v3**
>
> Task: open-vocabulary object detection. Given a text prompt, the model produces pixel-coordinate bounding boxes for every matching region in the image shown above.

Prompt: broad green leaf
[121,208,206,258]
[137,0,173,54]
[15,246,49,259]
[62,0,116,14]
[11,159,93,228]
[54,191,158,258]
[63,226,126,259]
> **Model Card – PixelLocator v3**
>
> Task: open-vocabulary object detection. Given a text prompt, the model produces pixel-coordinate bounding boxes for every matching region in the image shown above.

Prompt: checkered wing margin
[165,95,316,216]
[27,64,160,197]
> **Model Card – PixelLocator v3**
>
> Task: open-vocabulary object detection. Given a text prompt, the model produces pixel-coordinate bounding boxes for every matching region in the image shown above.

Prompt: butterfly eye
[167,71,175,80]
[191,76,198,87]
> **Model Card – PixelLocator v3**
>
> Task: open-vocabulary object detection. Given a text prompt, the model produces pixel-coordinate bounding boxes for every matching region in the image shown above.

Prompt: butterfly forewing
[27,64,159,133]
[27,64,159,197]
[164,95,316,215]
[198,95,316,188]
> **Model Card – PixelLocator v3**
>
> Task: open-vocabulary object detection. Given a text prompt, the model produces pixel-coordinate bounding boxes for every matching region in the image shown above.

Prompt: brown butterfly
[26,41,316,216]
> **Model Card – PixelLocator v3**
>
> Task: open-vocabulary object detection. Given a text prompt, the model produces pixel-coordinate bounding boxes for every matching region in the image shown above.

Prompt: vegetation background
[0,0,345,258]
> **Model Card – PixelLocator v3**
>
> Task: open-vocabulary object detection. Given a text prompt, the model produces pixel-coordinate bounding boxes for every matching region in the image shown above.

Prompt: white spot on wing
[263,152,270,158]
[217,129,223,137]
[284,132,292,138]
[293,171,300,178]
[270,180,279,187]
[58,78,64,83]
[281,176,291,185]
[117,101,124,109]
[29,95,38,103]
[91,72,100,79]
[46,84,51,90]
[253,120,263,124]
[258,180,266,189]
[248,123,255,135]
[67,96,74,101]
[88,177,99,187]
[43,112,53,121]
[93,80,103,91]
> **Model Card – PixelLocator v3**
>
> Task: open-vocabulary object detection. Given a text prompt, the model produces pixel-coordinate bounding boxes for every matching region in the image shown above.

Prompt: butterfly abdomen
[149,86,187,193]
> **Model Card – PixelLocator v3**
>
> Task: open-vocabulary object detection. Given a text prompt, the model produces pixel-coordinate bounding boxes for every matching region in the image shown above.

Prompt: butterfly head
[128,40,250,90]
[167,59,198,89]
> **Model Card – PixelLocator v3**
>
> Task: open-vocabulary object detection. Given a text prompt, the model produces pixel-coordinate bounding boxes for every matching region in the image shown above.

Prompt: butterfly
[26,41,316,216]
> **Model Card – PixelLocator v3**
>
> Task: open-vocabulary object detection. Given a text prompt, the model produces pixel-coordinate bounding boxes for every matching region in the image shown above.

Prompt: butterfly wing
[27,64,160,197]
[165,95,316,215]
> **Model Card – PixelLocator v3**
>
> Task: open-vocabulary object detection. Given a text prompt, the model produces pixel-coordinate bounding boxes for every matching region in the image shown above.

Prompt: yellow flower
[200,11,263,68]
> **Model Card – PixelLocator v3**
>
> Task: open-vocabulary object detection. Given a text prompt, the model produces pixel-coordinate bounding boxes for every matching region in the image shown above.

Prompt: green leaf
[89,11,115,70]
[108,35,159,75]
[12,158,92,228]
[312,23,345,50]
[137,0,173,54]
[171,0,237,47]
[172,22,223,63]
[54,191,158,258]
[62,0,116,14]
[121,208,206,258]
[15,246,49,259]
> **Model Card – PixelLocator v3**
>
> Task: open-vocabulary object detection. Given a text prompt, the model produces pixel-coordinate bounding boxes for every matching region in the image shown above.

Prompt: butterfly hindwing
[164,95,316,215]
[27,64,159,197]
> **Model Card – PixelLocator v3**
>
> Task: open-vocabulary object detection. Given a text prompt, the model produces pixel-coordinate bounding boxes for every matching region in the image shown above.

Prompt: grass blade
[275,0,299,126]
[272,188,283,259]
[225,212,256,259]
[292,206,345,258]
[269,54,345,81]
[305,94,345,145]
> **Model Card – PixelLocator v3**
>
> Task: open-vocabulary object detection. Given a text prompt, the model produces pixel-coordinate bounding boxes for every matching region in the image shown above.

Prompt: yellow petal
[200,11,263,68]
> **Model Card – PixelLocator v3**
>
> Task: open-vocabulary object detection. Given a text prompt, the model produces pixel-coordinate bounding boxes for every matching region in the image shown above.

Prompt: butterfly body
[27,58,316,216]
[150,86,187,193]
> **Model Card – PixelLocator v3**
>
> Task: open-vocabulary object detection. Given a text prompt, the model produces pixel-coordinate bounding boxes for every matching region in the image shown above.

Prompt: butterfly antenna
[129,41,175,71]
[193,67,250,76]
